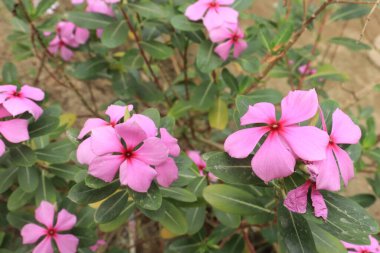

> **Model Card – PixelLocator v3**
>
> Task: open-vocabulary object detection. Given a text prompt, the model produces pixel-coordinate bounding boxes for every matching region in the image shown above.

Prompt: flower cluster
[77,104,180,192]
[0,84,44,157]
[187,150,217,182]
[342,236,380,253]
[224,89,361,219]
[72,0,120,37]
[48,21,90,61]
[185,0,247,61]
[21,201,79,253]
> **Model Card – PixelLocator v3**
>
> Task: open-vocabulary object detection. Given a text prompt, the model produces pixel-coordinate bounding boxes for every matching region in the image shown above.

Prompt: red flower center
[12,91,21,97]
[47,228,56,237]
[209,1,219,8]
[232,34,240,42]
[270,123,280,131]
[108,121,116,127]
[329,136,335,145]
[123,150,134,159]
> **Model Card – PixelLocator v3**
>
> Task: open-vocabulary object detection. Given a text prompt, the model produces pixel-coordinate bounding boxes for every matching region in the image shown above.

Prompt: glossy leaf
[68,181,119,204]
[95,190,130,223]
[129,183,162,210]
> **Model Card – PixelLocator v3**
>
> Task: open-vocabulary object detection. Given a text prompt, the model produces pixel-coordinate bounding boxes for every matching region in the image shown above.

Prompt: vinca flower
[298,64,317,76]
[21,201,79,253]
[342,236,380,253]
[209,24,247,60]
[185,0,239,31]
[224,89,329,183]
[187,150,217,182]
[284,180,328,220]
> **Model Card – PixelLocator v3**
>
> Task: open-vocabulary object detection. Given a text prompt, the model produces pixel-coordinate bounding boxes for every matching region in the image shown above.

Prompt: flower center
[232,34,240,42]
[46,228,56,237]
[270,123,279,130]
[108,121,116,127]
[12,91,21,97]
[329,137,335,145]
[123,150,134,159]
[209,1,219,8]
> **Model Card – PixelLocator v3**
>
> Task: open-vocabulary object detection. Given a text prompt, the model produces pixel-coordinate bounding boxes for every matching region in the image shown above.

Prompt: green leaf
[171,15,202,31]
[141,41,174,60]
[190,81,217,111]
[9,145,37,167]
[7,188,34,211]
[2,62,18,83]
[35,171,56,204]
[121,49,144,69]
[48,164,81,181]
[35,0,56,17]
[160,187,197,203]
[349,194,376,208]
[35,140,75,164]
[275,21,294,46]
[85,175,108,189]
[221,68,239,93]
[187,176,207,197]
[112,72,137,99]
[203,184,274,215]
[18,167,39,193]
[209,98,228,130]
[206,152,265,186]
[128,2,171,20]
[214,209,241,229]
[159,201,188,235]
[99,201,135,232]
[309,222,347,253]
[308,191,379,244]
[196,41,223,73]
[68,181,119,204]
[185,206,206,235]
[331,4,370,21]
[219,234,245,253]
[168,100,192,119]
[101,20,129,48]
[236,89,282,116]
[95,190,130,223]
[329,37,371,51]
[141,108,160,126]
[71,58,108,80]
[0,168,18,193]
[66,12,114,29]
[278,204,318,253]
[129,183,162,210]
[6,211,34,229]
[28,114,60,138]
[305,65,348,82]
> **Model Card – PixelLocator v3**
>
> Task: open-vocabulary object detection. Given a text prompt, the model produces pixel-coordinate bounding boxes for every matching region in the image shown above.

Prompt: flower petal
[251,132,296,183]
[135,137,169,166]
[186,150,206,169]
[311,186,328,220]
[282,126,329,162]
[35,201,55,228]
[218,0,235,5]
[233,39,247,58]
[105,104,130,124]
[20,85,45,101]
[214,40,233,61]
[119,159,157,192]
[280,89,319,125]
[3,98,43,119]
[155,158,179,188]
[78,118,108,139]
[224,127,269,158]
[60,46,74,61]
[76,138,97,165]
[314,148,341,191]
[21,224,46,244]
[0,105,11,118]
[204,8,224,30]
[240,102,276,126]
[91,126,123,156]
[284,181,311,214]
[209,27,231,43]
[0,85,17,93]
[217,7,239,24]
[0,140,5,157]
[185,0,209,21]
[75,27,89,44]
[160,128,180,157]
[333,145,355,186]
[115,121,147,150]
[32,237,53,253]
[0,119,29,143]
[89,155,124,182]
[330,109,361,144]
[54,234,79,253]
[55,209,77,231]
[128,114,158,137]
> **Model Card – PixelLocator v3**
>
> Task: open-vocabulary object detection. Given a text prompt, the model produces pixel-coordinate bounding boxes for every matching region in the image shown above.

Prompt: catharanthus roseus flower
[209,24,247,60]
[90,239,106,252]
[187,150,217,182]
[224,89,329,183]
[342,236,380,253]
[21,201,79,253]
[310,109,361,191]
[284,180,328,220]
[48,21,90,61]
[0,116,29,157]
[185,0,239,31]
[298,64,317,76]
[0,84,45,119]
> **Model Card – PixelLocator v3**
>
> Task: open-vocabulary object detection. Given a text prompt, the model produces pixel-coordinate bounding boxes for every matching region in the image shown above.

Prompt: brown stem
[184,42,190,100]
[242,228,256,253]
[358,0,380,41]
[333,0,380,4]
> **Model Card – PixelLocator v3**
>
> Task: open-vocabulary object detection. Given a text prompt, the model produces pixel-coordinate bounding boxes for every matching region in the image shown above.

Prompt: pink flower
[342,236,380,253]
[90,239,106,252]
[185,0,239,31]
[186,150,218,182]
[311,109,361,191]
[298,64,317,76]
[0,118,30,157]
[284,180,328,220]
[48,21,90,61]
[224,89,329,183]
[209,25,247,60]
[0,84,44,119]
[21,201,79,253]
[88,121,169,192]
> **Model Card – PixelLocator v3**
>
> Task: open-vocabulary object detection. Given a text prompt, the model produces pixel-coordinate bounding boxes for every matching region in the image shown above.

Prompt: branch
[333,0,380,4]
[358,0,380,41]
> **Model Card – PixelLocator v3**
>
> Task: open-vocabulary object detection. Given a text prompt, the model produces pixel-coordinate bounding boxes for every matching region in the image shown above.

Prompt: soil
[0,1,379,221]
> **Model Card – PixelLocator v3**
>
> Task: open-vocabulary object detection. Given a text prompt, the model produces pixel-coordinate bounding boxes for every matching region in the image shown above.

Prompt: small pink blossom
[224,89,329,183]
[310,108,361,191]
[0,117,29,157]
[0,84,44,119]
[342,236,380,253]
[21,201,79,253]
[185,0,239,31]
[90,239,106,252]
[298,64,317,76]
[187,150,217,182]
[209,25,247,60]
[48,21,90,61]
[284,180,328,220]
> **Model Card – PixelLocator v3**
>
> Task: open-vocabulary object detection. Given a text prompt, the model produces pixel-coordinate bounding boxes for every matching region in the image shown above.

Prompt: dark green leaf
[331,4,370,21]
[68,181,119,204]
[160,187,197,203]
[196,41,223,73]
[28,115,59,138]
[95,190,130,223]
[99,201,136,232]
[329,37,371,51]
[71,58,108,80]
[0,168,18,193]
[18,167,39,193]
[2,62,18,83]
[214,209,241,229]
[190,81,217,111]
[141,41,174,60]
[66,12,114,29]
[128,2,171,20]
[9,145,37,167]
[35,140,75,164]
[35,0,56,17]
[129,183,162,210]
[7,188,34,211]
[101,20,129,48]
[171,15,202,31]
[159,201,188,235]
[309,222,348,253]
[185,206,206,235]
[236,89,282,115]
[187,176,207,197]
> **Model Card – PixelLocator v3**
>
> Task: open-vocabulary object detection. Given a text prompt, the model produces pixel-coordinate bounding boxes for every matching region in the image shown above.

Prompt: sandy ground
[0,1,380,220]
